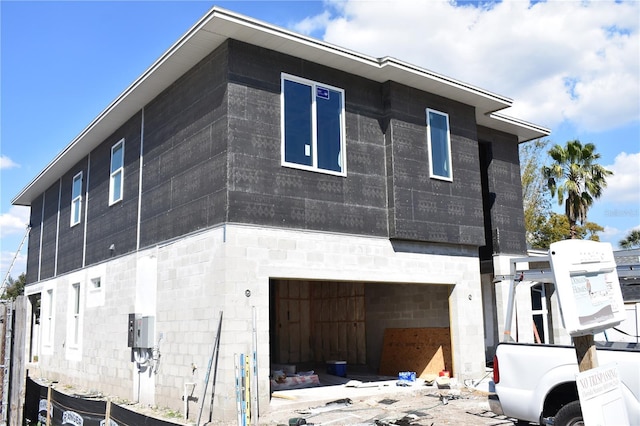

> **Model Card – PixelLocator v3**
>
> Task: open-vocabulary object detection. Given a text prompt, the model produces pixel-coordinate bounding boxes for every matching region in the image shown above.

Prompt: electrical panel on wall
[127,313,155,348]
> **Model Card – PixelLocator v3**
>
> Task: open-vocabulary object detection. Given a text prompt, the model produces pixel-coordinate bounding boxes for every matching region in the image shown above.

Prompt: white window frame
[426,108,453,181]
[531,283,551,344]
[109,138,125,205]
[90,277,101,291]
[70,282,81,347]
[70,171,83,227]
[44,289,55,349]
[280,73,347,176]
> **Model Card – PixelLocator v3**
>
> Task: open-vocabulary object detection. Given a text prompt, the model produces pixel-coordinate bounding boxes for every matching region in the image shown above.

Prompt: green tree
[528,213,604,249]
[619,229,640,249]
[520,139,552,247]
[542,140,613,239]
[1,272,26,300]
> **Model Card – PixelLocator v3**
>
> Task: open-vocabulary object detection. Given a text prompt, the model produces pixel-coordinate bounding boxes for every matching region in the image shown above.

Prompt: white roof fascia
[12,7,548,206]
[483,112,551,143]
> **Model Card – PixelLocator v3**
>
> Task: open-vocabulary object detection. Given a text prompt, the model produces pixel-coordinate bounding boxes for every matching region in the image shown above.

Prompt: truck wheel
[554,401,584,426]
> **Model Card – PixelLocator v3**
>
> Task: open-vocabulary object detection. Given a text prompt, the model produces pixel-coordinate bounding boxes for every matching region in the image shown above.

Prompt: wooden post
[0,302,7,424]
[9,296,27,426]
[574,334,598,372]
[46,385,52,426]
[105,399,111,426]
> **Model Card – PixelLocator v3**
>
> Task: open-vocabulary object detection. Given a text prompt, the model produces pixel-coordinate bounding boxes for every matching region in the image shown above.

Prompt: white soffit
[13,7,549,206]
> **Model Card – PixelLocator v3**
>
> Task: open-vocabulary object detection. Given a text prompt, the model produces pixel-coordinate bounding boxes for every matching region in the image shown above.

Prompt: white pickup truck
[489,341,640,425]
[488,242,640,425]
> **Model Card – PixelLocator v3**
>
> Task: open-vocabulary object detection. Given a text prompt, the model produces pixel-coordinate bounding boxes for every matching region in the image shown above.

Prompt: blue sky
[1,0,639,280]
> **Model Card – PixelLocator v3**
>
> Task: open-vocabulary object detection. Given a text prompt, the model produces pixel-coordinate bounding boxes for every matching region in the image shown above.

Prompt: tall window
[45,289,54,346]
[70,172,83,226]
[71,283,81,346]
[281,74,346,175]
[426,109,452,180]
[109,139,124,204]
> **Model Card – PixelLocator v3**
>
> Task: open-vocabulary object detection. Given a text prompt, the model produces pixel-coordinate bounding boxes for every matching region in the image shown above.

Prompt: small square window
[426,109,453,181]
[281,74,346,176]
[109,139,124,205]
[91,277,101,290]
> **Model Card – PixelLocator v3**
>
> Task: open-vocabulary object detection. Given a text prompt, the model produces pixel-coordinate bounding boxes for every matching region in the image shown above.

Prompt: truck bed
[491,341,640,424]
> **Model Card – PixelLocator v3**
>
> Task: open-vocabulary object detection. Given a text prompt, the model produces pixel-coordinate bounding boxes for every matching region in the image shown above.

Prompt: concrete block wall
[152,228,234,418]
[153,224,485,421]
[27,223,485,423]
[222,224,485,391]
[28,257,138,400]
[365,283,452,371]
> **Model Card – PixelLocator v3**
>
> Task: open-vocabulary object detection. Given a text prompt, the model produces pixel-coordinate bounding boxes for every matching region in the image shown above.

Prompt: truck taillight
[493,355,499,384]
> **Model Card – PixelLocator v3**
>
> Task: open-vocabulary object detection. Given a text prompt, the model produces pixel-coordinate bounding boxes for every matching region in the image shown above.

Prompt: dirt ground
[240,387,518,426]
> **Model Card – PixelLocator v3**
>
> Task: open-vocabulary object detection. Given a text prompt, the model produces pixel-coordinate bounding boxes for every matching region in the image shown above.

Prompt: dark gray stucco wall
[85,113,142,265]
[225,40,389,236]
[23,37,528,284]
[39,181,61,280]
[477,126,526,254]
[26,195,43,283]
[56,158,88,274]
[384,81,485,245]
[139,41,229,247]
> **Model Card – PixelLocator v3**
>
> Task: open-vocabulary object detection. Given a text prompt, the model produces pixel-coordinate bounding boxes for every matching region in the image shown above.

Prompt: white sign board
[549,240,625,336]
[576,363,629,426]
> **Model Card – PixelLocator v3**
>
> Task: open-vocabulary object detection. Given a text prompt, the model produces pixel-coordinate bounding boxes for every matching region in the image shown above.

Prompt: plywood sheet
[379,327,452,378]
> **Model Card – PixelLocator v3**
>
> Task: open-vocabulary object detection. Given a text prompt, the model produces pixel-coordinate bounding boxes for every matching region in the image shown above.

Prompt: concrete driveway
[253,379,518,426]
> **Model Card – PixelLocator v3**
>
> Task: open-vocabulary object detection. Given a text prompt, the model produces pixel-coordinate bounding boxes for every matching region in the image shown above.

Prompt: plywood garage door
[272,280,365,365]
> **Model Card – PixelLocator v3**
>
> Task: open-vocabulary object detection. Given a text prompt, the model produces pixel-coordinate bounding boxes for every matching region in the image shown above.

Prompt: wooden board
[378,327,452,378]
[273,280,365,365]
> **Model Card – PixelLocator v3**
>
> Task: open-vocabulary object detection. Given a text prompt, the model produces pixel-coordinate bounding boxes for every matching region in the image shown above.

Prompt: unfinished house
[13,7,549,422]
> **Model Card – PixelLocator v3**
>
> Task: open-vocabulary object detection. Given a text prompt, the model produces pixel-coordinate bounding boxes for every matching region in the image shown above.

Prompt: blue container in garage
[326,360,347,377]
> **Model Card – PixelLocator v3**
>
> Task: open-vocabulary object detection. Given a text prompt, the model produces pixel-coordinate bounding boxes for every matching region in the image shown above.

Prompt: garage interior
[269,279,454,388]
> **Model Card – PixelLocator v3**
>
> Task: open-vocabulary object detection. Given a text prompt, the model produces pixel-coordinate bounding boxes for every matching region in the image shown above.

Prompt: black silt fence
[24,377,180,426]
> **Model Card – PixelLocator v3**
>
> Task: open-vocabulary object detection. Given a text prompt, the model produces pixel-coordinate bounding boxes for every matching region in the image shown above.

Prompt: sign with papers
[549,240,625,336]
[576,363,629,426]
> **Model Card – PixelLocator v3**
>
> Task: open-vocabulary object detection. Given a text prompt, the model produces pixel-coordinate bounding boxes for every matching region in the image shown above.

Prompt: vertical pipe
[183,384,189,422]
[38,192,45,281]
[502,259,518,342]
[82,154,91,267]
[53,178,62,276]
[251,307,258,425]
[136,108,145,251]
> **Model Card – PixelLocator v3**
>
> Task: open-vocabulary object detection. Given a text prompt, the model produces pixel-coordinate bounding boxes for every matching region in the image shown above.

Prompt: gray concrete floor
[252,366,516,426]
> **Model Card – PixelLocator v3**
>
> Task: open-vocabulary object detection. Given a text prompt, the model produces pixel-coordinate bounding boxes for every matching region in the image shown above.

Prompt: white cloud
[303,0,639,132]
[1,250,26,281]
[0,155,19,170]
[0,207,30,279]
[600,223,640,248]
[601,152,640,204]
[292,10,332,36]
[0,206,30,238]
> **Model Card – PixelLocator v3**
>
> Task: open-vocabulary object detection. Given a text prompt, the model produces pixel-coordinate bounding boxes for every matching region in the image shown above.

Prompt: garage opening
[269,279,453,389]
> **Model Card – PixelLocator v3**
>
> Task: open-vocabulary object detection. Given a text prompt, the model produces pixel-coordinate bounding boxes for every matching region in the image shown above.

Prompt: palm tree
[542,140,613,239]
[619,229,640,249]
